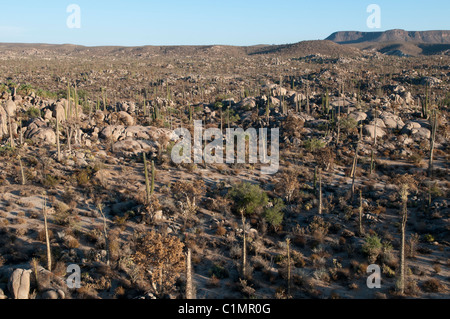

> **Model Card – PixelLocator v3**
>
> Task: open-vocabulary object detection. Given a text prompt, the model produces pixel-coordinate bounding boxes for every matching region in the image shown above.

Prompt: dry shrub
[274,169,300,202]
[422,278,443,293]
[215,225,227,236]
[133,231,185,297]
[207,275,221,288]
[65,236,80,249]
[172,179,206,199]
[38,228,53,242]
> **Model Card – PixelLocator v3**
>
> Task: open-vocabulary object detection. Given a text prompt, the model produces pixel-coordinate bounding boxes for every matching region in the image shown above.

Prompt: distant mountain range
[1,29,449,58]
[326,29,450,56]
[326,29,450,44]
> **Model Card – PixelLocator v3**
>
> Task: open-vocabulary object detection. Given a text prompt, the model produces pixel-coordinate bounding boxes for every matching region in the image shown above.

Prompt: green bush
[26,107,41,119]
[264,198,285,231]
[339,117,358,132]
[228,182,268,215]
[423,234,435,243]
[304,138,325,152]
[209,263,229,279]
[362,235,383,262]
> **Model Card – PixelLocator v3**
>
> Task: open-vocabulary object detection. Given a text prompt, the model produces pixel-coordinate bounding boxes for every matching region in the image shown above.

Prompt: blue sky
[0,0,449,46]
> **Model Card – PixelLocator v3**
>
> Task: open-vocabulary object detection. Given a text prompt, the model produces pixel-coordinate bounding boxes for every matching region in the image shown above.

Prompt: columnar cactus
[241,210,248,279]
[286,238,291,295]
[43,192,51,271]
[398,184,409,294]
[428,110,438,177]
[151,159,155,196]
[143,153,151,205]
[185,247,194,299]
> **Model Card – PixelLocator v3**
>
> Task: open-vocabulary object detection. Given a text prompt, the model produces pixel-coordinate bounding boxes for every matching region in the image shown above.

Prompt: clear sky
[0,0,449,46]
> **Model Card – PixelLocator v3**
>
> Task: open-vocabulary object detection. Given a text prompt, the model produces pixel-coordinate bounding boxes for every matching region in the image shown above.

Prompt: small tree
[362,234,382,264]
[228,182,268,215]
[264,198,285,232]
[133,231,185,297]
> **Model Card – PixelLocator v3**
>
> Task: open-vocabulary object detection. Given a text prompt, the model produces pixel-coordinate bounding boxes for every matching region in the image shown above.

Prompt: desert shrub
[263,198,285,232]
[133,231,185,297]
[314,147,336,171]
[38,228,53,242]
[339,117,358,133]
[362,235,383,263]
[423,234,435,243]
[76,169,91,186]
[274,170,300,202]
[408,152,424,165]
[282,114,304,139]
[422,278,443,293]
[171,179,206,199]
[304,138,325,153]
[215,225,227,236]
[308,216,330,236]
[26,107,41,119]
[206,275,221,288]
[42,174,60,188]
[228,182,268,215]
[209,263,229,279]
[65,236,80,249]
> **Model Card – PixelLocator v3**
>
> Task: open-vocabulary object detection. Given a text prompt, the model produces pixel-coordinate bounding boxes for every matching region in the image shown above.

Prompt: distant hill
[0,40,363,59]
[249,40,361,57]
[326,29,450,56]
[326,29,450,44]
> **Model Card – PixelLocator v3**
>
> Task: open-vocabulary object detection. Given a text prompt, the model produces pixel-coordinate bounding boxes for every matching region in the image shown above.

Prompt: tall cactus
[18,155,26,185]
[8,114,14,149]
[151,159,155,196]
[428,110,438,177]
[286,238,291,296]
[318,171,323,215]
[74,85,79,120]
[398,184,409,294]
[98,203,110,266]
[359,189,364,235]
[185,247,194,299]
[56,118,61,162]
[143,153,151,205]
[306,84,310,115]
[422,85,429,119]
[43,192,51,271]
[66,82,70,119]
[241,210,248,279]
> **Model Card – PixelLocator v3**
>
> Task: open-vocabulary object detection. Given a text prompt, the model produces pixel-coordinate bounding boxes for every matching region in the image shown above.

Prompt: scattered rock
[363,124,386,139]
[8,269,32,299]
[349,111,367,122]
